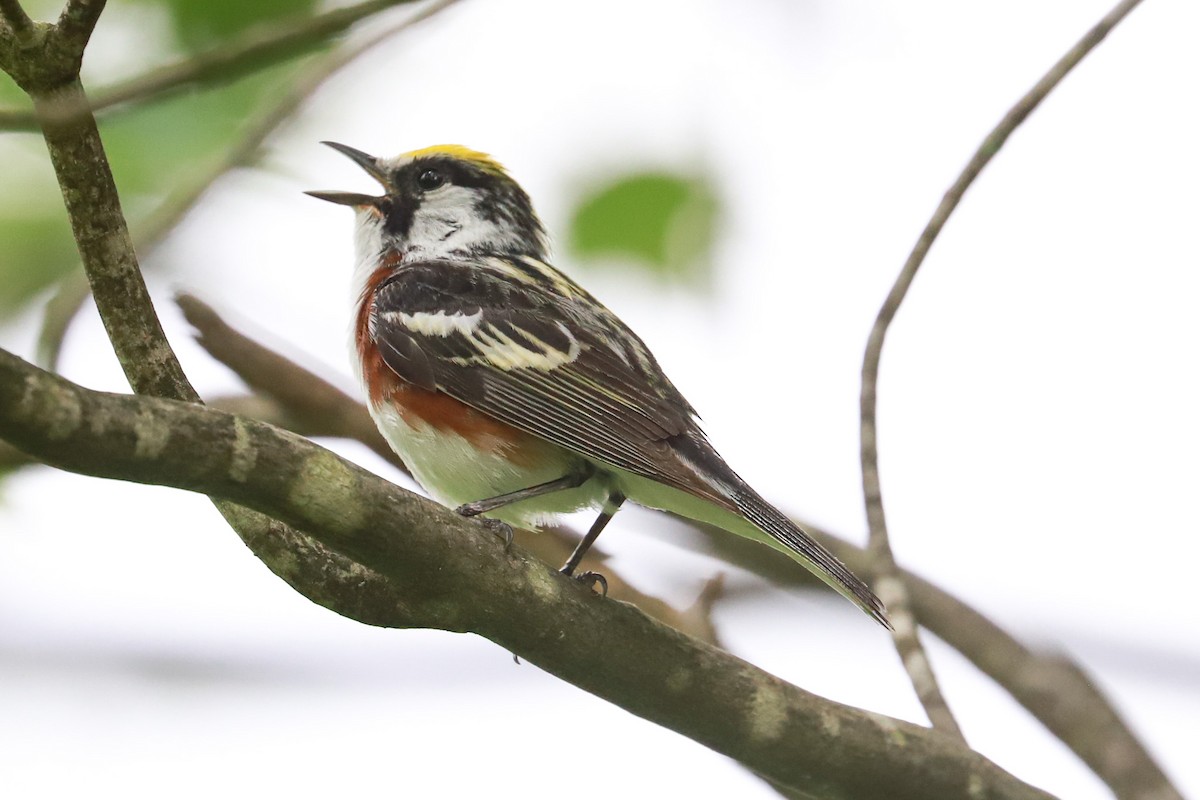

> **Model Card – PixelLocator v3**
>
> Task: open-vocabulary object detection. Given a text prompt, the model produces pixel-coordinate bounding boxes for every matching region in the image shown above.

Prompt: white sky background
[2,0,1198,798]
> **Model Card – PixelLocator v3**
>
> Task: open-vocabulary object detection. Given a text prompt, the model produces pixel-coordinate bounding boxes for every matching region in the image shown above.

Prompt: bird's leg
[455,464,595,517]
[560,492,626,579]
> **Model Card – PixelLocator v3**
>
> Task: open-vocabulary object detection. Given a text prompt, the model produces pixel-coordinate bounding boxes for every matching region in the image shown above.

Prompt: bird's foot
[472,517,514,552]
[455,503,514,551]
[562,569,608,597]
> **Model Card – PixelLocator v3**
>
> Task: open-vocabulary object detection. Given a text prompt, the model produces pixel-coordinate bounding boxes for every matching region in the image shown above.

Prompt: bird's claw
[571,570,608,597]
[479,517,514,552]
[454,503,513,551]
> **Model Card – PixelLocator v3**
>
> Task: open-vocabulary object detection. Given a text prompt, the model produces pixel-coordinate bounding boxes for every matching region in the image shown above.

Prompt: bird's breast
[349,259,606,524]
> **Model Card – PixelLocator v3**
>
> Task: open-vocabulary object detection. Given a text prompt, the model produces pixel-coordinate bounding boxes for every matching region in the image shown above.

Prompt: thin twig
[859,0,1146,741]
[33,272,88,368]
[55,0,106,48]
[0,0,34,39]
[0,0,426,130]
[36,0,462,369]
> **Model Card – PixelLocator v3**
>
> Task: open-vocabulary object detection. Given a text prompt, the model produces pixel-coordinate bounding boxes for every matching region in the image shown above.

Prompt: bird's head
[308,142,549,263]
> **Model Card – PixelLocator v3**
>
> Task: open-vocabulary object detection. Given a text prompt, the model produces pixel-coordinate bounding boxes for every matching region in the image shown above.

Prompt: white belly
[368,400,608,528]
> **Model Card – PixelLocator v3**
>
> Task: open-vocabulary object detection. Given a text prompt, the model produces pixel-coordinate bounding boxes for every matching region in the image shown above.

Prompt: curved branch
[172,292,1183,800]
[0,347,1058,800]
[690,522,1183,800]
[5,0,436,684]
[859,0,1146,740]
[55,0,106,49]
[34,78,196,399]
[176,295,726,646]
[0,0,34,39]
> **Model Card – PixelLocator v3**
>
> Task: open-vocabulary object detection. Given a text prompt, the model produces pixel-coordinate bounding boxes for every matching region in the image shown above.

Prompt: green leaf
[567,171,720,287]
[128,0,322,52]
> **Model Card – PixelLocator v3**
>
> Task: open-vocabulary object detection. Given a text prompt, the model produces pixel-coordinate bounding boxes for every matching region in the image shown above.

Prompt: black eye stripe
[402,157,495,191]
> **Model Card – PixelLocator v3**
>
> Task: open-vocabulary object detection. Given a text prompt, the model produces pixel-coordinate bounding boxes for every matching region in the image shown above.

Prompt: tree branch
[901,574,1182,800]
[687,521,1184,800]
[178,293,400,464]
[34,79,196,399]
[170,291,1182,800]
[1,0,447,686]
[0,438,32,471]
[55,0,106,49]
[0,2,1169,797]
[0,0,34,40]
[174,294,727,645]
[859,0,1145,741]
[0,346,1058,800]
[0,0,428,130]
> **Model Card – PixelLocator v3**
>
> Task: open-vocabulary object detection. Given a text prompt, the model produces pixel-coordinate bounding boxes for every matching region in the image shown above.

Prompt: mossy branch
[0,346,1058,800]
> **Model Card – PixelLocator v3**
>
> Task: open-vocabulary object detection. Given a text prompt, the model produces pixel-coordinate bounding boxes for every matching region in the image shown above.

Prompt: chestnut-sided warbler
[308,143,889,628]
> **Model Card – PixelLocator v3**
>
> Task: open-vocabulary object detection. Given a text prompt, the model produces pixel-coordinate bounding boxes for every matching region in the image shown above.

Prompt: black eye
[417,169,445,191]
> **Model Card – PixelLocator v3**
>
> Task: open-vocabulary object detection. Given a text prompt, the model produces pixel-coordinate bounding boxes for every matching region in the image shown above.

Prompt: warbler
[308,143,889,628]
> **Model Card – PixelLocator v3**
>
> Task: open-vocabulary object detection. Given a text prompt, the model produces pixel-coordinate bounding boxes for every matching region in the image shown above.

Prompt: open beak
[305,141,388,207]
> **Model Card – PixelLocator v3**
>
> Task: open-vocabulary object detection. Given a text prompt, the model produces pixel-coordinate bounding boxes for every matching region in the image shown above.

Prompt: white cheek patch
[409,186,472,242]
[405,186,529,259]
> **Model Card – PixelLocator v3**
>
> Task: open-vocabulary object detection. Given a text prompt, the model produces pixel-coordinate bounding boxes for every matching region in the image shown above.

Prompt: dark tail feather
[733,489,892,629]
[658,432,890,628]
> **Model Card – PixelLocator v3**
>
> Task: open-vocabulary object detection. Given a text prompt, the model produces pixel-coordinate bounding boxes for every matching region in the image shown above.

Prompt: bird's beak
[305,141,388,207]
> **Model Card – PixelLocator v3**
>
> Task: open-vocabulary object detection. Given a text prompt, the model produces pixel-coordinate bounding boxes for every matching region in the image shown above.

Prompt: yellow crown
[401,144,508,176]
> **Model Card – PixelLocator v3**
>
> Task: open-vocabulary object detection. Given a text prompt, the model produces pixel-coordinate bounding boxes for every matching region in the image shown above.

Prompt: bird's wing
[370,258,709,487]
[371,258,889,627]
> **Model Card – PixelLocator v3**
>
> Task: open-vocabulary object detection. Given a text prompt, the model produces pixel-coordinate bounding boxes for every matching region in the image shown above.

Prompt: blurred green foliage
[567,171,720,288]
[1,0,723,324]
[0,71,24,105]
[126,0,320,52]
[0,212,78,310]
[101,67,291,204]
[0,0,310,316]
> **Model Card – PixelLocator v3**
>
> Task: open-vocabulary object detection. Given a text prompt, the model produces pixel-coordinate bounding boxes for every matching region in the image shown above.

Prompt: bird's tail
[730,487,891,629]
[627,433,892,629]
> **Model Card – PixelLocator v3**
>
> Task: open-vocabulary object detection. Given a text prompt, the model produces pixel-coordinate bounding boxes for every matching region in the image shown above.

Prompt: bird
[307,142,890,628]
